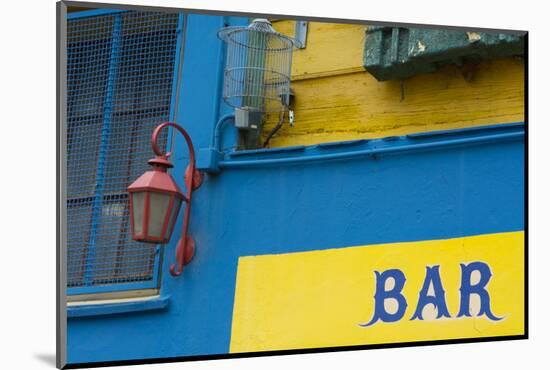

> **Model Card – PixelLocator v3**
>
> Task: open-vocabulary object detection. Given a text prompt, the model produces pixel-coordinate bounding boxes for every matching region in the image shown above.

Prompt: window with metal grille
[66,9,182,295]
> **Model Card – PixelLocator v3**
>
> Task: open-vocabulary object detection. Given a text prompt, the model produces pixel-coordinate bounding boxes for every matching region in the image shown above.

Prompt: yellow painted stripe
[230,231,524,353]
[265,21,524,148]
[272,20,365,81]
[262,59,524,147]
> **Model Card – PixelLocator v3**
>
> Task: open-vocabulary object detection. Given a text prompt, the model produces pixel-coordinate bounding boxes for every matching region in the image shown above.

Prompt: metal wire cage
[218,19,295,113]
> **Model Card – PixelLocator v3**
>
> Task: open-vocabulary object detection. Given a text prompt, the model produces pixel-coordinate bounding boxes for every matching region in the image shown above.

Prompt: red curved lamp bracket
[151,122,203,277]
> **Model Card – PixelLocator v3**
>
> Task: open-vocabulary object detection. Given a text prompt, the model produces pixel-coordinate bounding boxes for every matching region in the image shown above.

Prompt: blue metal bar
[150,246,162,289]
[152,14,186,293]
[212,17,228,126]
[166,13,186,152]
[149,14,187,292]
[67,8,128,20]
[67,296,170,318]
[83,15,123,285]
[219,124,524,169]
[68,279,158,296]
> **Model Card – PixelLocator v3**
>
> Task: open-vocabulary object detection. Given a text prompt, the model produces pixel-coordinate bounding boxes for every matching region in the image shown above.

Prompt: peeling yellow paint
[263,21,524,148]
[417,40,426,52]
[273,20,365,81]
[467,32,482,42]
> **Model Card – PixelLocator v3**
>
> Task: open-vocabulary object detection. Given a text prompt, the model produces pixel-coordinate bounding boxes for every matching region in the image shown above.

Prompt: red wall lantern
[128,122,203,276]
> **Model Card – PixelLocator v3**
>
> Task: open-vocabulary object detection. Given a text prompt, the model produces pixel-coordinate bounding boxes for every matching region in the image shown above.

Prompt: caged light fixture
[217,19,296,148]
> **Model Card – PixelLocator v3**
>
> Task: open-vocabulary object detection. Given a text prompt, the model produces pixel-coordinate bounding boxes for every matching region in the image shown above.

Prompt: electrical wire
[262,110,286,148]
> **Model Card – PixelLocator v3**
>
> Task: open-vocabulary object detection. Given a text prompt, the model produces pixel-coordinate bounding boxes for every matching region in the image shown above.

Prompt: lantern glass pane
[148,192,172,239]
[131,192,146,235]
[166,197,182,239]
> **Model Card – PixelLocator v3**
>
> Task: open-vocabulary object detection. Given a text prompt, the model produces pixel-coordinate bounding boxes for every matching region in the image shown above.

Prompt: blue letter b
[360,269,408,327]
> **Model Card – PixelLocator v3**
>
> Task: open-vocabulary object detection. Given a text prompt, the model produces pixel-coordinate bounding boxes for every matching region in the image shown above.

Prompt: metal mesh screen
[66,11,180,291]
[219,19,294,113]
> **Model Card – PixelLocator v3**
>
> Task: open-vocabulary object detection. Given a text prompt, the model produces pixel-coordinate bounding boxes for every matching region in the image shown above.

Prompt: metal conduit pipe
[218,131,524,169]
[213,114,236,152]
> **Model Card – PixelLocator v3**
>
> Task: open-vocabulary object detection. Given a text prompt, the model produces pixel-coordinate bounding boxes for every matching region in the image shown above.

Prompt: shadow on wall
[33,353,56,367]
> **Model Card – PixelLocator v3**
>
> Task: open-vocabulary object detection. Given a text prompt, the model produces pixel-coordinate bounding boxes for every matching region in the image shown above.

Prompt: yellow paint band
[265,21,524,148]
[230,231,524,353]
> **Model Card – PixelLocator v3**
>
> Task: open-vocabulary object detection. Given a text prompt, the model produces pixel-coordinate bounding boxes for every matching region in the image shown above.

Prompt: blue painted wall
[66,13,525,365]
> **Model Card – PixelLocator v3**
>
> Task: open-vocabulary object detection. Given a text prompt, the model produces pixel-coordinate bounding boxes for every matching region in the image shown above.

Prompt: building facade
[65,9,525,365]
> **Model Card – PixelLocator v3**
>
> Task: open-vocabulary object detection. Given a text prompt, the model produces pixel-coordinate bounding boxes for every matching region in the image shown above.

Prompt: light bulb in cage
[217,19,296,115]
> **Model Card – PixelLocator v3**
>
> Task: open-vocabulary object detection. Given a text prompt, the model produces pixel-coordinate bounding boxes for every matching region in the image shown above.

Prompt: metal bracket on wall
[363,26,525,81]
[295,21,308,49]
